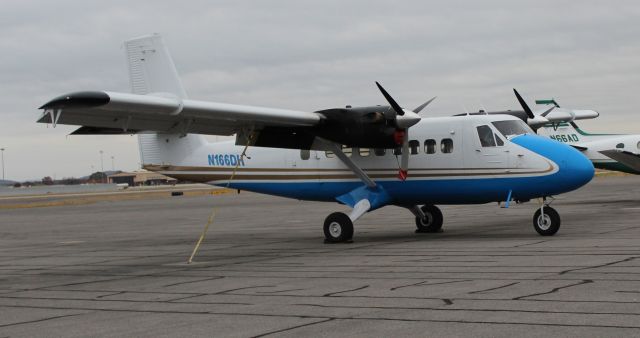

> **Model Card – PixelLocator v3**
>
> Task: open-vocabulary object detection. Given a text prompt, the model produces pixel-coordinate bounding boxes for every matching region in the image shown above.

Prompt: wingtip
[39,91,110,109]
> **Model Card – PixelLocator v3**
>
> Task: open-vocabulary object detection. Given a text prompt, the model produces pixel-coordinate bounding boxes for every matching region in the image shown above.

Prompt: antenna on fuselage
[462,103,469,116]
[480,103,488,114]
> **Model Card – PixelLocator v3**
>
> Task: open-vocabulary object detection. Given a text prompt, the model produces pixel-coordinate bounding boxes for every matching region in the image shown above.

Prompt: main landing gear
[323,212,354,243]
[412,205,443,233]
[322,204,447,243]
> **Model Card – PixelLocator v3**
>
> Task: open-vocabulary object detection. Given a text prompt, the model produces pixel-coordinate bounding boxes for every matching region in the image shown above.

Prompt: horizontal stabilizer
[599,150,640,172]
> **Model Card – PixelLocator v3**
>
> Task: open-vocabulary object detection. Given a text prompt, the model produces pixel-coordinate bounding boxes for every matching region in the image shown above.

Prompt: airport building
[107,171,177,187]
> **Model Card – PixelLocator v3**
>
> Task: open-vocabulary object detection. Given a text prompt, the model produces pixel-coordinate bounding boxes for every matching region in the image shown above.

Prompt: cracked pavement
[1,176,640,337]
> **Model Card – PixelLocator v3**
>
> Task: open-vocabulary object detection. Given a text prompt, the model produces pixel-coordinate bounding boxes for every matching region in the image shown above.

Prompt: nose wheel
[533,206,560,236]
[323,212,354,243]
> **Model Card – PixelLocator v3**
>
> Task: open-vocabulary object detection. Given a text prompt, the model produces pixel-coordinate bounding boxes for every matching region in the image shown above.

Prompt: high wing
[533,98,599,124]
[535,108,599,124]
[38,91,321,136]
[37,34,423,152]
[37,90,423,150]
[460,92,599,132]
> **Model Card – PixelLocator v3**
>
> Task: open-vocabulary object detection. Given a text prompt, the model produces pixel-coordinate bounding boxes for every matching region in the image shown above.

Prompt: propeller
[513,88,556,132]
[375,82,424,180]
[413,96,437,114]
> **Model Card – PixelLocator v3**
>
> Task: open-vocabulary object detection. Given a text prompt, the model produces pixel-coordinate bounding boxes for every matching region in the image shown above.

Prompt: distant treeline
[13,171,120,187]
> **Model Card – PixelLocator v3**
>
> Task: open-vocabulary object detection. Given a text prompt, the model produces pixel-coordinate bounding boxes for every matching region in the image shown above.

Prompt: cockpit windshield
[491,120,532,139]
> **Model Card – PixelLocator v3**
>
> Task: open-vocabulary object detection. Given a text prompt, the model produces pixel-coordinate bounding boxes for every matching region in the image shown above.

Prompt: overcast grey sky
[1,0,639,181]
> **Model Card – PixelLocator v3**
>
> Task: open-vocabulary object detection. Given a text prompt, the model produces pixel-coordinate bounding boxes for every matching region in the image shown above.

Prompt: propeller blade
[413,96,437,114]
[540,106,555,117]
[513,88,535,119]
[376,82,404,116]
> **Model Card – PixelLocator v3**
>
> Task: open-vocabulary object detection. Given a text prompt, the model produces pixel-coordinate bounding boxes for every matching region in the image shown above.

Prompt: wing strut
[325,141,376,188]
[319,139,395,223]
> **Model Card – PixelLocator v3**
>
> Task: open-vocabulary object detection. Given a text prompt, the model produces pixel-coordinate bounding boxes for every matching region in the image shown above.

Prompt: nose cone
[511,134,594,194]
[562,142,595,190]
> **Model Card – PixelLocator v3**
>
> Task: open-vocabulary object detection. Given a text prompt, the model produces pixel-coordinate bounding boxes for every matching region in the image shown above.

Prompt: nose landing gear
[533,199,561,236]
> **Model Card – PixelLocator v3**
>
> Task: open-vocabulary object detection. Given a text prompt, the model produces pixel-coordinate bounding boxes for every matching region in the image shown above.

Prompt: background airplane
[464,97,640,175]
[535,99,640,175]
[36,34,594,242]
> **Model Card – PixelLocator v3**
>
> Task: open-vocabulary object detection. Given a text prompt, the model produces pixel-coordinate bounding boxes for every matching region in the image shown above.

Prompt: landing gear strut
[413,205,444,233]
[533,200,560,236]
[320,141,383,244]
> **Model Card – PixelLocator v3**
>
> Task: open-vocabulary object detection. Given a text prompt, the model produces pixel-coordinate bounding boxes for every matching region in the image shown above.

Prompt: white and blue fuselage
[148,115,594,207]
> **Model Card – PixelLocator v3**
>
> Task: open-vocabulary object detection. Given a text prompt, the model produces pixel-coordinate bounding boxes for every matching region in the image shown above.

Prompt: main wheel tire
[415,205,444,233]
[533,206,561,236]
[323,212,354,243]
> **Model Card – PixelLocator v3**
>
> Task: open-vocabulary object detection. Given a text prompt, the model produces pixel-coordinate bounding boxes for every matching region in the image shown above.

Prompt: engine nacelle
[312,106,401,148]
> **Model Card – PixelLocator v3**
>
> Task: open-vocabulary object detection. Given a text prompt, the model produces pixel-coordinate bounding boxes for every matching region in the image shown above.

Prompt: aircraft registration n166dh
[37,34,594,242]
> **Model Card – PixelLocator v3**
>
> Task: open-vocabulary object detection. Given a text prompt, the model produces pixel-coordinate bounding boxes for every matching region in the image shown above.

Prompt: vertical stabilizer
[124,34,188,98]
[123,34,205,166]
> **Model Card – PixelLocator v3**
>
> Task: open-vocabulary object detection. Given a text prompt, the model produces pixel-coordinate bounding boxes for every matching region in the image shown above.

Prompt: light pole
[1,148,5,181]
[111,156,115,171]
[99,150,104,183]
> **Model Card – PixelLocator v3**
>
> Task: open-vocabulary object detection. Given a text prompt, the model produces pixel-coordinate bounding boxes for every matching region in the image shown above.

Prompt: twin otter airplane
[37,34,594,242]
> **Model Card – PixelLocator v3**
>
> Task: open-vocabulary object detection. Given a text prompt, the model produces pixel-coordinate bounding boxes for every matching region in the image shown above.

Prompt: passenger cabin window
[441,139,454,153]
[342,146,352,157]
[325,151,334,158]
[300,149,310,160]
[477,125,497,147]
[374,148,386,156]
[409,140,420,155]
[358,148,370,157]
[424,139,436,154]
[616,143,625,149]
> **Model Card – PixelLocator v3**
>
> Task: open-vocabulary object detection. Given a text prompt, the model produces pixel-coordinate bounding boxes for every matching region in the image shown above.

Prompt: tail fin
[124,34,187,98]
[123,34,205,166]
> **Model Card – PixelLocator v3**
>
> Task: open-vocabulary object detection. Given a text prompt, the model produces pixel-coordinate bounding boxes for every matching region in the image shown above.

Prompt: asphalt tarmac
[1,176,640,337]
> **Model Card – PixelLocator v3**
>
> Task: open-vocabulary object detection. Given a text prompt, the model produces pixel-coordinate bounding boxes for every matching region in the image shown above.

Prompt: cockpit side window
[492,120,532,139]
[477,125,496,147]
